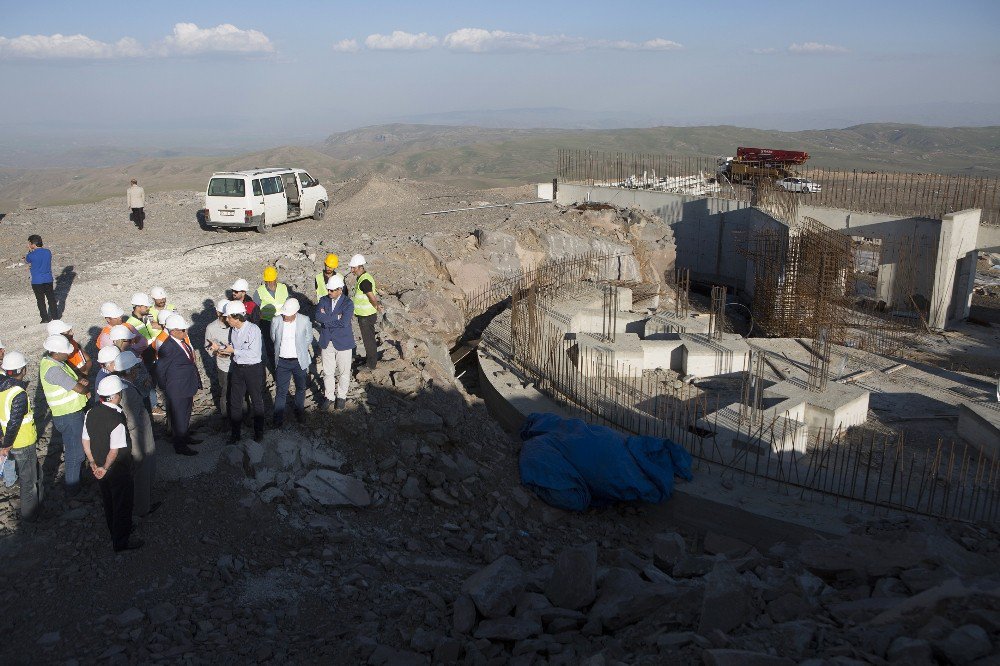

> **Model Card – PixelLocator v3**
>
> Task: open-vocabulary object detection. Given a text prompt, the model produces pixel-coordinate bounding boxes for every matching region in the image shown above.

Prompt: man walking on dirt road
[127,179,145,230]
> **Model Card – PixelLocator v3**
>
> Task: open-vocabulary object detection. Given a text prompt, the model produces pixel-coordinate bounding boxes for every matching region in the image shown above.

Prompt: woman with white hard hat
[1,349,43,521]
[83,375,142,552]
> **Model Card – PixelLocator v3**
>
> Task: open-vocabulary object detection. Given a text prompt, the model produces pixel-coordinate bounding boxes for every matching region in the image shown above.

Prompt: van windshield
[208,178,246,197]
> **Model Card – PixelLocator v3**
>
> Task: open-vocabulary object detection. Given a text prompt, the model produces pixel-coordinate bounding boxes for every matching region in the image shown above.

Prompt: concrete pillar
[929,209,981,329]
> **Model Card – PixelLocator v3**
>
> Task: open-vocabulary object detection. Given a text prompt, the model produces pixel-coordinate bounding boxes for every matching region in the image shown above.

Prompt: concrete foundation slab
[640,339,686,372]
[576,332,645,377]
[680,334,751,377]
[766,378,870,434]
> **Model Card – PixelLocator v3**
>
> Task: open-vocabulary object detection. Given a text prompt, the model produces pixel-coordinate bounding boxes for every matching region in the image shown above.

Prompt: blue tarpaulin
[519,412,693,512]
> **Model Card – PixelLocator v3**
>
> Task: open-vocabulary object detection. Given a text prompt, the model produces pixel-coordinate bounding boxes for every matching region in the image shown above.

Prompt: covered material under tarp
[519,412,693,512]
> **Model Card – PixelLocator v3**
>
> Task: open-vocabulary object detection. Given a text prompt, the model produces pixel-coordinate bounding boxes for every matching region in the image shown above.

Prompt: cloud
[607,38,683,52]
[442,28,682,53]
[157,22,274,55]
[332,38,360,53]
[0,23,273,59]
[788,42,848,54]
[0,33,143,59]
[364,31,438,51]
[751,47,780,55]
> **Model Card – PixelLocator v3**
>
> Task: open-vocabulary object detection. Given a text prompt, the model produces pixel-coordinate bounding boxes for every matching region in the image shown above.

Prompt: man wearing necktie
[156,315,202,456]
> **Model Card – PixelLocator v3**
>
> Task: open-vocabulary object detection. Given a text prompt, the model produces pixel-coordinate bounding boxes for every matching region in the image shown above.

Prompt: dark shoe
[272,416,284,429]
[147,501,163,515]
[293,408,304,422]
[41,318,51,324]
[174,445,198,456]
[321,400,336,413]
[335,398,346,410]
[185,436,203,445]
[115,537,145,552]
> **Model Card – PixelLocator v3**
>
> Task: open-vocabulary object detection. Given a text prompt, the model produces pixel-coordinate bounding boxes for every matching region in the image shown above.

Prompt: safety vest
[127,314,155,341]
[39,356,88,416]
[353,272,377,317]
[315,273,329,299]
[256,283,288,321]
[149,303,174,324]
[0,385,37,449]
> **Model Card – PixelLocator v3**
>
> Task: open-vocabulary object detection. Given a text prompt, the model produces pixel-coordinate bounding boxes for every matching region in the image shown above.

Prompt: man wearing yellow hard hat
[254,266,288,372]
[314,254,341,303]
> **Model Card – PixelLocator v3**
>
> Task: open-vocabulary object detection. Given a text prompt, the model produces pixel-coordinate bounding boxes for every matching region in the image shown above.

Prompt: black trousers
[357,315,378,369]
[31,282,57,321]
[130,207,145,230]
[99,464,134,551]
[166,392,193,447]
[229,362,266,437]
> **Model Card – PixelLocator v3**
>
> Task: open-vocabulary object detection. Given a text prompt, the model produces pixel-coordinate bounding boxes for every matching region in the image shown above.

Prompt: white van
[203,167,329,233]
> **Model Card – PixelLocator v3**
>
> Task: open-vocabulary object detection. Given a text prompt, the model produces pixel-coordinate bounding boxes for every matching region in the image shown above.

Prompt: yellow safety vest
[256,283,288,321]
[149,303,175,324]
[127,314,155,341]
[0,385,37,449]
[353,272,377,317]
[39,356,88,417]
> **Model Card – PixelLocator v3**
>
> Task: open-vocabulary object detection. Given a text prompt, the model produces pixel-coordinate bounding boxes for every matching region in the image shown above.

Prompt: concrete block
[957,402,1000,458]
[767,378,870,435]
[576,332,645,377]
[640,339,686,372]
[681,334,750,377]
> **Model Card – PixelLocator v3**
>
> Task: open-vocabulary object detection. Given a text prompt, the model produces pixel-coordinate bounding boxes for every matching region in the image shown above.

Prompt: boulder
[546,542,597,611]
[461,555,527,619]
[698,561,758,634]
[398,408,445,434]
[295,469,370,507]
[473,616,542,642]
[933,624,992,664]
[653,532,686,570]
[453,595,478,634]
[886,637,933,664]
[588,567,699,631]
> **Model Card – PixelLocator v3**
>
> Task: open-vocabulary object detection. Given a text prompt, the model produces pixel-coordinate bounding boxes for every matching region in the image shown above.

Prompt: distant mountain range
[1,122,998,210]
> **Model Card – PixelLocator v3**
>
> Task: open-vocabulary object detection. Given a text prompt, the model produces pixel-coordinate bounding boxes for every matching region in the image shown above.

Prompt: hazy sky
[2,0,999,146]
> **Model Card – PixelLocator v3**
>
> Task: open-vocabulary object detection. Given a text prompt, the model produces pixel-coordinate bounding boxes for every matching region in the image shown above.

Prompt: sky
[1,0,999,151]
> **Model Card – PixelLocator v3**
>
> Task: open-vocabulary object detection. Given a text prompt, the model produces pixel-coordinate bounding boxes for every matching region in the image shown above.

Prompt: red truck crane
[718,147,811,183]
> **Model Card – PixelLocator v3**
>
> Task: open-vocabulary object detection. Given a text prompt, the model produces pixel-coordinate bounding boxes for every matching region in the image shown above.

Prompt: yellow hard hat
[324,253,339,269]
[263,266,278,281]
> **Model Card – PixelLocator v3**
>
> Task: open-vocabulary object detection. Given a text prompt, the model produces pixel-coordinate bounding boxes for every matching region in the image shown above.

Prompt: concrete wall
[933,209,980,328]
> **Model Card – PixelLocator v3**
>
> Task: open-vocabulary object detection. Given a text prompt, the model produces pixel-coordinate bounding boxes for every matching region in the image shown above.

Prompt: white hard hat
[156,309,175,326]
[225,300,247,316]
[131,292,153,307]
[100,302,125,319]
[97,374,124,397]
[280,298,300,316]
[326,274,345,290]
[114,350,140,372]
[348,254,366,268]
[97,346,121,365]
[109,324,132,342]
[231,279,250,292]
[165,314,189,330]
[43,335,74,355]
[2,351,27,372]
[46,320,73,336]
[214,298,230,313]
[150,287,167,300]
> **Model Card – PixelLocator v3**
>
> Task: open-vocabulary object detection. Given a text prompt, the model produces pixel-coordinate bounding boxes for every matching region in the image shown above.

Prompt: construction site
[0,146,999,664]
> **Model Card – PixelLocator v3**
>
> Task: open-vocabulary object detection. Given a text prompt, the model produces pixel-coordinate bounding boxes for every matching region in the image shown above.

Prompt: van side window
[299,172,316,188]
[261,176,284,195]
[253,179,263,196]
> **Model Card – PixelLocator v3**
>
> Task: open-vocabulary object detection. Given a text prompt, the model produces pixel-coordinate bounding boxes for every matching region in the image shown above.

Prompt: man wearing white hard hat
[205,299,234,417]
[83,375,142,552]
[229,279,260,324]
[39,334,90,495]
[97,302,148,356]
[156,314,201,456]
[47,320,92,376]
[149,287,174,324]
[1,350,43,521]
[348,254,381,372]
[126,293,156,341]
[115,351,157,516]
[270,297,312,427]
[93,346,121,405]
[315,273,355,410]
[222,300,267,443]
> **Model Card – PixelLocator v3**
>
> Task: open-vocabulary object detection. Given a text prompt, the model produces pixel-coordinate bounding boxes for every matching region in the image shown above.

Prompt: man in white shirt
[127,179,145,230]
[270,298,312,428]
[83,375,142,552]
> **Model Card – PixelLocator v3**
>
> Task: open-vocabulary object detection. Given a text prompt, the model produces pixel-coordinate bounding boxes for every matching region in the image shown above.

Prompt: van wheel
[314,201,326,221]
[257,217,268,234]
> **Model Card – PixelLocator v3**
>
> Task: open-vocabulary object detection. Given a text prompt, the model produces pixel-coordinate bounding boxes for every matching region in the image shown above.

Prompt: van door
[297,171,320,217]
[260,176,287,226]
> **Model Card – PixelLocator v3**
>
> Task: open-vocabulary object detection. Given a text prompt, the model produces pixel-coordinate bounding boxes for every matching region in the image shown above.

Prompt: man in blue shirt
[25,234,56,323]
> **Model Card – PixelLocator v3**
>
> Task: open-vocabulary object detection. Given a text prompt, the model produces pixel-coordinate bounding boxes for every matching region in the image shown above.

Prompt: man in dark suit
[157,315,202,456]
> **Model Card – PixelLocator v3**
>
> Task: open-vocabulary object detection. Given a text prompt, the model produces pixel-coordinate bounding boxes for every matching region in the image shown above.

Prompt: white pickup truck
[203,167,329,233]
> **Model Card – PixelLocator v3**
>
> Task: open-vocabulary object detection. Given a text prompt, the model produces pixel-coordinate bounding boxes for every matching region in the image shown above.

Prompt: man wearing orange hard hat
[253,266,288,373]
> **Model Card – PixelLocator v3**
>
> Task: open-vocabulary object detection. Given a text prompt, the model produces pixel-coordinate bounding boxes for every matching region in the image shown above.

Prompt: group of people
[1,240,382,552]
